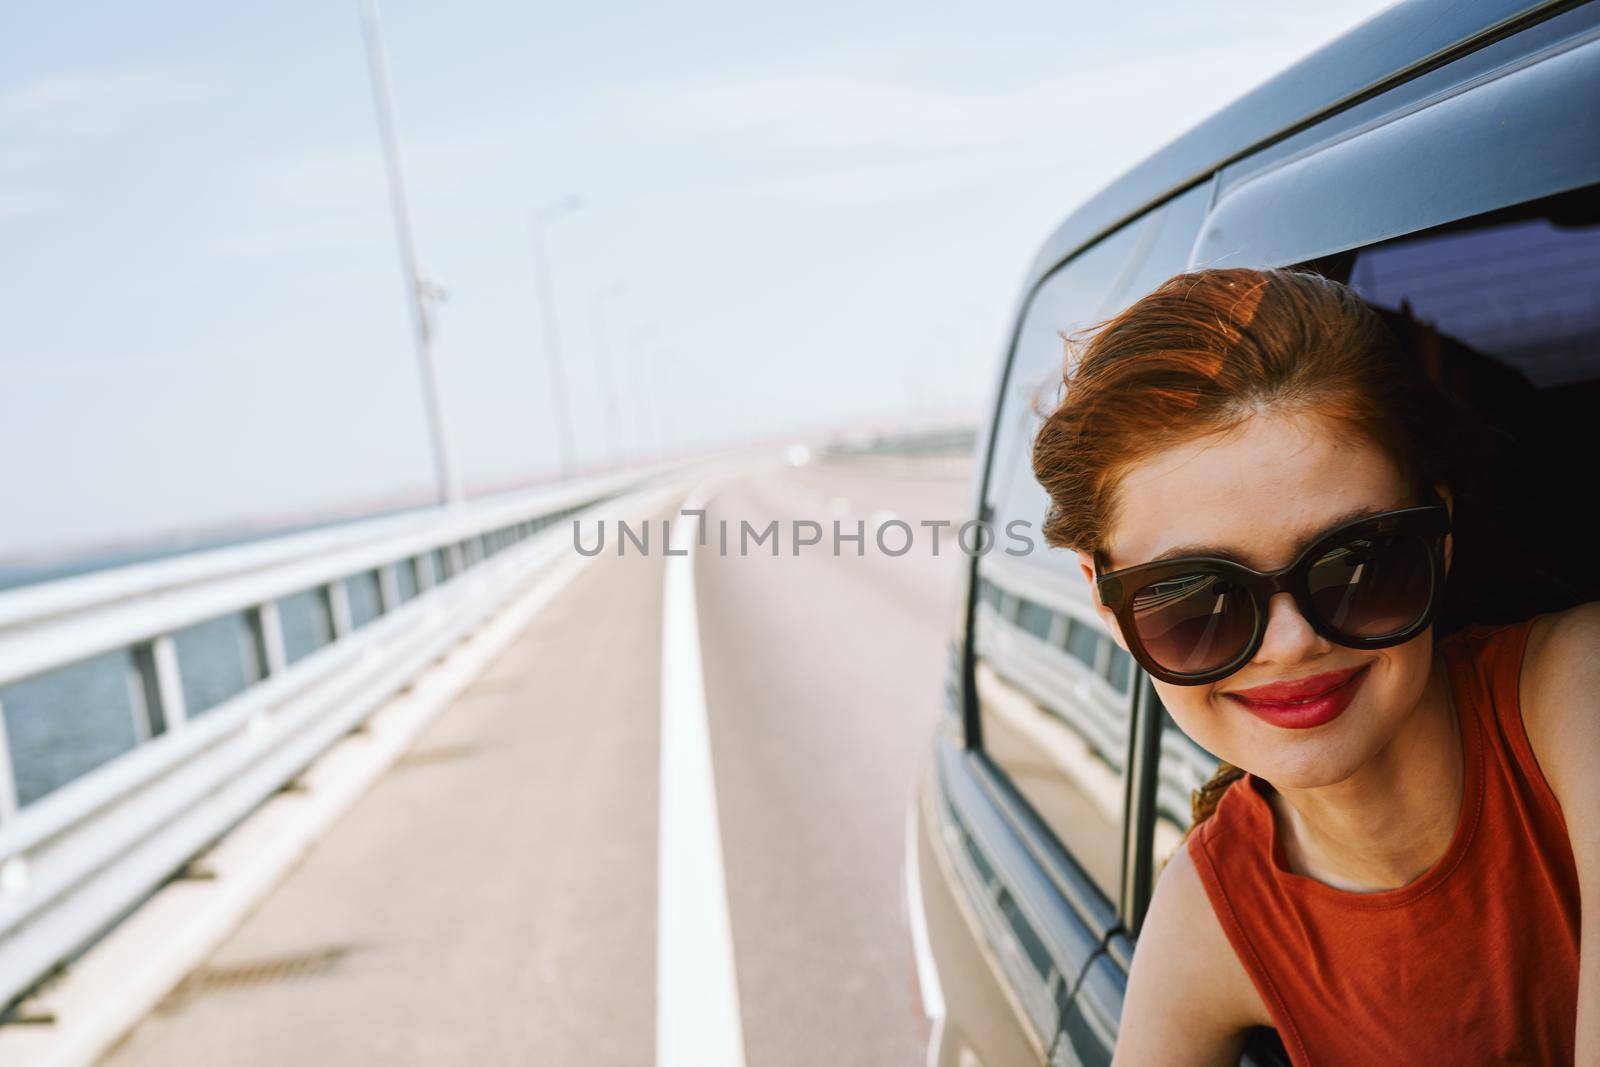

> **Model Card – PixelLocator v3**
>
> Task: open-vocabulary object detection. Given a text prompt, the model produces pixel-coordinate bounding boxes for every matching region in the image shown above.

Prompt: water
[1,649,145,808]
[0,607,275,807]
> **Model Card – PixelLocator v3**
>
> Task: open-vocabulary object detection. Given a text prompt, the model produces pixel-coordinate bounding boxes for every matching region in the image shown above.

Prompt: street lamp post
[588,282,626,468]
[359,0,461,507]
[528,196,583,480]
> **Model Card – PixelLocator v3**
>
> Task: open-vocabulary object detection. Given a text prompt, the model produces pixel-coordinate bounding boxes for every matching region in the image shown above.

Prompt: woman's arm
[1112,845,1265,1066]
[1521,602,1600,1063]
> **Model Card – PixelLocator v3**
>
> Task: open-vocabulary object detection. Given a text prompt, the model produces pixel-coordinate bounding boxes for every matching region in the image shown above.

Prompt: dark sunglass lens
[1307,534,1433,639]
[1129,573,1256,676]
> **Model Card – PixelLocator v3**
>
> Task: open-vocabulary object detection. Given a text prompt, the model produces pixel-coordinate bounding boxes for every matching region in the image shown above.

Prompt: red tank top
[1187,618,1580,1066]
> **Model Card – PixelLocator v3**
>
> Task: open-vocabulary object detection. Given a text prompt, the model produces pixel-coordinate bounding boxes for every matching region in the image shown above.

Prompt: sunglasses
[1093,501,1451,686]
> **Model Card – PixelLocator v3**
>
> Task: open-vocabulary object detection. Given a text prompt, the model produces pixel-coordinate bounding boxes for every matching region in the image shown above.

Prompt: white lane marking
[905,791,947,1067]
[657,486,747,1067]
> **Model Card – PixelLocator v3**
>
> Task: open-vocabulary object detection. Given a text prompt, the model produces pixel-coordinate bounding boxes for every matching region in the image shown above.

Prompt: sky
[0,0,1394,563]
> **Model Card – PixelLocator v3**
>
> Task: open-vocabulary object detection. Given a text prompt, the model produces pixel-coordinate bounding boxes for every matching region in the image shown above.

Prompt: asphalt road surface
[98,453,971,1067]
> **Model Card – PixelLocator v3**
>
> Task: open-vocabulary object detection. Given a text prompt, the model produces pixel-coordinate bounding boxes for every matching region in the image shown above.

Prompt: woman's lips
[1222,665,1370,730]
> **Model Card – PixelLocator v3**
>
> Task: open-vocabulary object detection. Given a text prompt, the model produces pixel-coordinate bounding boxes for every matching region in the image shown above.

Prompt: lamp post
[529,195,583,479]
[359,0,461,506]
[588,282,626,468]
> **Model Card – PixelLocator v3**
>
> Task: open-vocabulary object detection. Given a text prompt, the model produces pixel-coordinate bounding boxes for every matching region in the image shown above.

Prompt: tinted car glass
[1336,184,1600,626]
[977,185,1209,903]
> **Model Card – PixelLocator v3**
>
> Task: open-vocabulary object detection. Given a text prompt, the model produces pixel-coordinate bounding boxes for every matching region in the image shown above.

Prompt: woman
[1029,268,1597,1065]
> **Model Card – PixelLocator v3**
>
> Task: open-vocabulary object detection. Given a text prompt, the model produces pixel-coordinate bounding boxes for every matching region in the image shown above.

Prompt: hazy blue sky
[0,0,1391,560]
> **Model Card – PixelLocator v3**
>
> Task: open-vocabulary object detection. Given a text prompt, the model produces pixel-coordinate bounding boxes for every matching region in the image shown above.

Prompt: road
[97,454,972,1067]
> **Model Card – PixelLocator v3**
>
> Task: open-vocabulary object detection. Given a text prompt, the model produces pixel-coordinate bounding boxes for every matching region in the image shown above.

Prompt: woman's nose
[1254,591,1329,666]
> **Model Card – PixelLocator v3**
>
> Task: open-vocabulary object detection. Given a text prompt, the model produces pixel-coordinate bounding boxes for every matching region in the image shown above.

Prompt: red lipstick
[1223,666,1369,730]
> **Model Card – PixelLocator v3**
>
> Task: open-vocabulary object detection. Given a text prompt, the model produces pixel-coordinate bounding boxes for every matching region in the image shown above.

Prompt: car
[905,1,1600,1064]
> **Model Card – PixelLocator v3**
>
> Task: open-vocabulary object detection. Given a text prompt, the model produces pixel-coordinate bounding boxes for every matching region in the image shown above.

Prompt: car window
[977,185,1209,903]
[1146,182,1600,882]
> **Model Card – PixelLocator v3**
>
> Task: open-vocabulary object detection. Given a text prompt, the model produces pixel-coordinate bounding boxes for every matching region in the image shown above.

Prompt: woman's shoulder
[1521,602,1600,696]
[1114,844,1275,1063]
[1164,841,1268,1023]
[1518,602,1600,819]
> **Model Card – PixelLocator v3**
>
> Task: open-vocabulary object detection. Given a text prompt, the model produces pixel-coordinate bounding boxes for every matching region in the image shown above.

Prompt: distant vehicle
[906,2,1600,1063]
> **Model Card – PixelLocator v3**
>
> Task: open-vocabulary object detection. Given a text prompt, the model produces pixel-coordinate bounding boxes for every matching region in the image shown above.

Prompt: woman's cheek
[1363,643,1434,728]
[1151,683,1237,763]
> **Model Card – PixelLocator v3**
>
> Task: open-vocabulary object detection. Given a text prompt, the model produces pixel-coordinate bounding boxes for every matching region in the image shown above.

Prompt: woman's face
[1079,409,1443,789]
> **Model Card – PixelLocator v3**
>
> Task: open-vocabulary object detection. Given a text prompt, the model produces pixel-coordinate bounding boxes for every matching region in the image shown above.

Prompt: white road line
[904,792,945,1019]
[657,485,747,1067]
[905,791,947,1067]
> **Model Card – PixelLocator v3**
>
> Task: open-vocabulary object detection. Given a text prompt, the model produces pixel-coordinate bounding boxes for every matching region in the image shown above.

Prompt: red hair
[1032,268,1457,555]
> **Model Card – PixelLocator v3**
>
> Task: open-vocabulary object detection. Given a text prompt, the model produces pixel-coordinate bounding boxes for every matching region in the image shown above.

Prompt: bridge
[0,431,971,1066]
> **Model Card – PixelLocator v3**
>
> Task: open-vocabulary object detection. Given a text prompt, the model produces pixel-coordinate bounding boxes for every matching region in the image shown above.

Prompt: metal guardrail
[0,468,668,1014]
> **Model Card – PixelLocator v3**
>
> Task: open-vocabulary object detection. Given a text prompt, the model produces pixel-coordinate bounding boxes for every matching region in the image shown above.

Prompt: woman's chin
[1240,737,1369,792]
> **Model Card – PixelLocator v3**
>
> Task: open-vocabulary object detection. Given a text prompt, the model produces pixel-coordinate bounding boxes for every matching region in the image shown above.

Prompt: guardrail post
[0,700,20,824]
[378,564,401,613]
[416,556,437,593]
[256,601,288,676]
[150,635,188,732]
[328,580,354,638]
[129,643,162,738]
[446,543,466,578]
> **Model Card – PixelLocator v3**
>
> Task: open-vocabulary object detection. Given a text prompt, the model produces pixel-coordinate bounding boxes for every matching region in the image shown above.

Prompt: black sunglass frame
[1093,502,1452,686]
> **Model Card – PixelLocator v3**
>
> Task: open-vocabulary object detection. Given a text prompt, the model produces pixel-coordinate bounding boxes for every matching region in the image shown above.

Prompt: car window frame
[1195,18,1600,271]
[960,181,1220,951]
